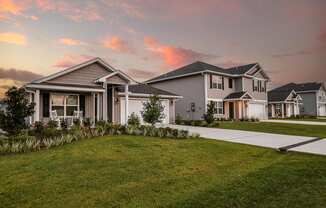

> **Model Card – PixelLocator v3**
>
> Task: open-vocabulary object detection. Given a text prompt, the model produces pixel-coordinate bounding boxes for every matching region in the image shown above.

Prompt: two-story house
[269,82,326,117]
[146,61,270,120]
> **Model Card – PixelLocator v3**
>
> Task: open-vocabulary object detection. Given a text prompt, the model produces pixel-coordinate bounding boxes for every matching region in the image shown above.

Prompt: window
[275,103,282,116]
[210,75,224,90]
[51,94,79,117]
[228,78,233,88]
[210,101,224,115]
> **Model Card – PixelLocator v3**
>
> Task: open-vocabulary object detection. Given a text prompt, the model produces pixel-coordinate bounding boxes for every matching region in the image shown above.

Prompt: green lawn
[271,117,326,122]
[216,122,326,138]
[1,135,326,208]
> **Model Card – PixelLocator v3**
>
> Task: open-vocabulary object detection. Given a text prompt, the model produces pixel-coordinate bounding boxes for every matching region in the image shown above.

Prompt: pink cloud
[144,36,216,68]
[53,54,94,68]
[0,0,29,15]
[318,28,326,43]
[35,0,102,22]
[103,36,134,53]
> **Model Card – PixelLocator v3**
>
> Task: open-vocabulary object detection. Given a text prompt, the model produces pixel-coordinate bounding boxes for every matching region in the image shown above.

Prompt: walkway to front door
[159,124,326,156]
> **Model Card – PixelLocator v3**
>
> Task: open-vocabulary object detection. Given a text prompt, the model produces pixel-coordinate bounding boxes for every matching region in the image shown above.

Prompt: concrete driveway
[160,124,326,156]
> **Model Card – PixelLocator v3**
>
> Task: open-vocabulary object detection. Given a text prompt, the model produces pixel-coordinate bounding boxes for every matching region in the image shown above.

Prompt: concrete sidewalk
[161,124,326,156]
[261,119,326,126]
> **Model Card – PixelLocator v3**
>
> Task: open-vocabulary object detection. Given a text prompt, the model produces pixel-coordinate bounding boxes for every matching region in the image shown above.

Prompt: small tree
[0,87,35,135]
[141,95,165,126]
[203,102,215,124]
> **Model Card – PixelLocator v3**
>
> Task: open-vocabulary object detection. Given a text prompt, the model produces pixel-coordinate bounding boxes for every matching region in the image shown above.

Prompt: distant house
[268,82,326,117]
[146,61,270,120]
[24,58,181,125]
[267,89,302,118]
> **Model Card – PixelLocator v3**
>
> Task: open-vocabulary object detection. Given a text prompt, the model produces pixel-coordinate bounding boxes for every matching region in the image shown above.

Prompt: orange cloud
[53,54,94,68]
[0,0,27,15]
[30,15,38,20]
[103,36,134,53]
[144,36,216,68]
[58,38,84,46]
[0,32,26,45]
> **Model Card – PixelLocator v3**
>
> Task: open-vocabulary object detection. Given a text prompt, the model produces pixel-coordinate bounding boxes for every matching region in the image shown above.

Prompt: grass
[1,135,326,208]
[271,117,326,122]
[216,122,326,138]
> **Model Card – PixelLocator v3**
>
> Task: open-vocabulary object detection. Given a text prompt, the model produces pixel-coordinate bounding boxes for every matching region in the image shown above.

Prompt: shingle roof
[268,90,293,102]
[224,91,252,100]
[146,61,258,83]
[273,82,323,92]
[117,84,179,96]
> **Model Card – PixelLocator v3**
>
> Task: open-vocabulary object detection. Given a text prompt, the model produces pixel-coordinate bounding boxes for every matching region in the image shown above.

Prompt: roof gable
[146,61,268,84]
[32,57,116,84]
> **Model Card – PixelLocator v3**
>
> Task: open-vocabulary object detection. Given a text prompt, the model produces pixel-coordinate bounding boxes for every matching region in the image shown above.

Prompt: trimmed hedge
[0,122,199,155]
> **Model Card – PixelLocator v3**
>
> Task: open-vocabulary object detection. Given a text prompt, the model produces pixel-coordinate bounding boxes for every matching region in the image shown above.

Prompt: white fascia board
[95,70,136,83]
[25,84,105,92]
[207,98,223,102]
[118,92,182,99]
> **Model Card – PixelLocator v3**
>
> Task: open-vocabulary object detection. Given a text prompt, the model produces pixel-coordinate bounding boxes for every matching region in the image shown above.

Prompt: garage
[248,102,267,120]
[319,104,326,116]
[120,98,170,125]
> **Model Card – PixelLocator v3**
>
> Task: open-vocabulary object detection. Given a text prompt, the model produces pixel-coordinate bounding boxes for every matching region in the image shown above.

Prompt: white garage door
[248,103,266,120]
[120,98,170,125]
[319,104,326,116]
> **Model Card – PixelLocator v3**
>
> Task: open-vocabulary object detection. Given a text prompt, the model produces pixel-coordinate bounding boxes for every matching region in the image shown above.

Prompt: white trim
[103,83,107,121]
[117,92,182,99]
[125,84,129,125]
[34,90,40,122]
[207,98,223,102]
[95,71,135,83]
[204,73,208,112]
[244,63,259,75]
[26,84,105,92]
[112,87,115,123]
[97,93,100,121]
[32,58,116,84]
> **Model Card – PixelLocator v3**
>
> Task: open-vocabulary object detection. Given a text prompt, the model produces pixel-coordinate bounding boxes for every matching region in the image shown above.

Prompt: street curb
[278,138,322,152]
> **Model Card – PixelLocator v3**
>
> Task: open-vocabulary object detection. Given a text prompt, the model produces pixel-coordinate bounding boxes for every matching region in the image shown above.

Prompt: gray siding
[298,92,317,116]
[243,77,267,100]
[46,63,111,86]
[207,76,236,99]
[234,78,243,91]
[150,75,205,120]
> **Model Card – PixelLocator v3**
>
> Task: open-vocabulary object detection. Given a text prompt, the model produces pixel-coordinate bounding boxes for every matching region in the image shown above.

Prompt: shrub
[47,120,58,129]
[33,121,45,136]
[60,119,68,130]
[128,113,140,127]
[175,114,182,124]
[83,118,92,128]
[141,95,165,126]
[0,87,35,135]
[203,102,215,124]
[72,118,81,127]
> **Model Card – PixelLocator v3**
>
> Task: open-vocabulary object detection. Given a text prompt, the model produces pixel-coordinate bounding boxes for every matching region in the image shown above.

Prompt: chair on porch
[50,110,61,128]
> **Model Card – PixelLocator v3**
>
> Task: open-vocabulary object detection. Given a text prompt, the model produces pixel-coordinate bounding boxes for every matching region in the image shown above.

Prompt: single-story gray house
[25,58,181,125]
[270,82,326,117]
[267,89,302,118]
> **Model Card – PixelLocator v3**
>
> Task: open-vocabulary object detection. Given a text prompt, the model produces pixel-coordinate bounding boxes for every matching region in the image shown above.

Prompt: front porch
[268,102,300,118]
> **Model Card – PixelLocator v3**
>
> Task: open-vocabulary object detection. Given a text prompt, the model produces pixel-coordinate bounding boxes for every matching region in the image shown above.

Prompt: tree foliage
[203,102,215,124]
[141,95,165,126]
[0,87,35,135]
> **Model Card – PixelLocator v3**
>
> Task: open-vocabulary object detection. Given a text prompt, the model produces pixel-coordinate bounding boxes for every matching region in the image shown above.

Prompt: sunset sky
[0,0,325,97]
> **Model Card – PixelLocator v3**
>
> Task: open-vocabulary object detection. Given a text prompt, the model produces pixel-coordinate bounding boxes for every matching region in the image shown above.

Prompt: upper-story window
[228,78,233,89]
[210,74,224,90]
[253,79,266,92]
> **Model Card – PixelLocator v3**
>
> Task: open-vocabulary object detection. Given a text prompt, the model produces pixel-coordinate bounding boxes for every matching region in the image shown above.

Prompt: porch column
[34,90,40,122]
[271,104,275,117]
[112,87,115,123]
[281,103,285,118]
[125,84,129,124]
[103,83,108,121]
[97,93,100,121]
[93,93,96,123]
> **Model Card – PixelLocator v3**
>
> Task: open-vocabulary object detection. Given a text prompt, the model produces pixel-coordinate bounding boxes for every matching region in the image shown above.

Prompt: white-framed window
[51,94,79,117]
[210,75,223,90]
[210,101,224,115]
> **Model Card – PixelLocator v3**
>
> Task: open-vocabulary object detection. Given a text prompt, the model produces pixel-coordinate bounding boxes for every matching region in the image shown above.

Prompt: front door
[229,102,234,119]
